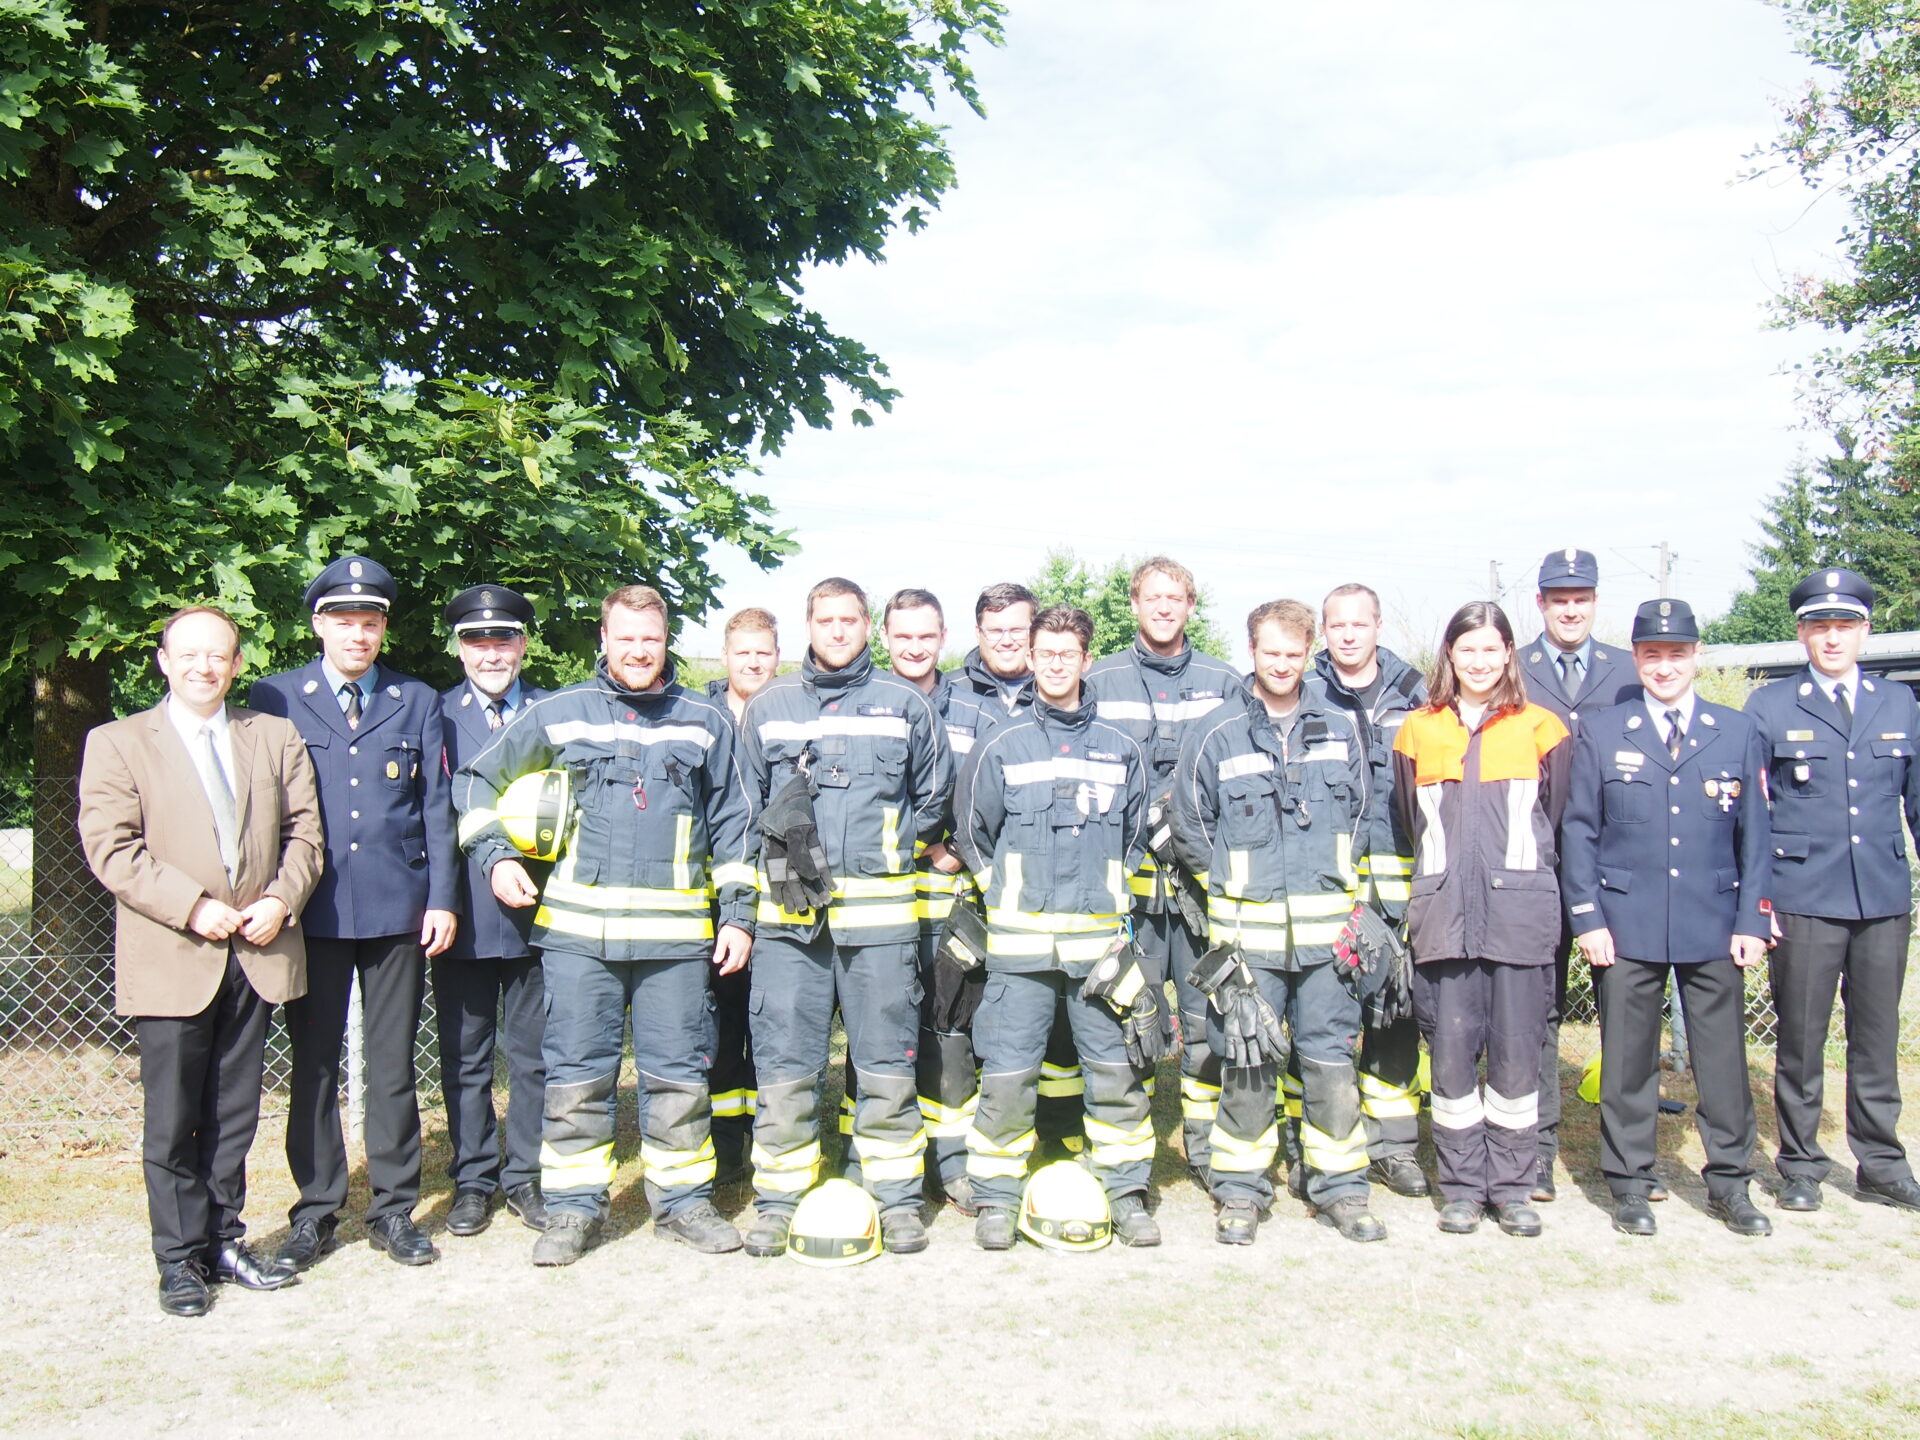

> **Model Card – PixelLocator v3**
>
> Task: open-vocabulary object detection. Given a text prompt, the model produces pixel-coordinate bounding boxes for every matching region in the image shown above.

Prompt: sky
[680,0,1842,664]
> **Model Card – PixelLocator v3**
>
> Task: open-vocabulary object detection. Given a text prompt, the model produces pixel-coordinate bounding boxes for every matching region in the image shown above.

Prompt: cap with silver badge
[304,555,396,614]
[1788,567,1873,622]
[1538,547,1599,592]
[444,584,534,639]
[1630,597,1699,644]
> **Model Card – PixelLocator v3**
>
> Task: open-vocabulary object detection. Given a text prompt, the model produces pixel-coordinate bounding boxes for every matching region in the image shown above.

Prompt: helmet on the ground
[787,1179,881,1267]
[1019,1160,1111,1252]
[497,768,570,861]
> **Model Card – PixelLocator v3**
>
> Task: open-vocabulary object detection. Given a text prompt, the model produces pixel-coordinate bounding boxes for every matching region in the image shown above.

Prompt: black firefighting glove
[1334,902,1414,1030]
[1186,944,1288,1069]
[1080,939,1168,1069]
[929,894,990,1033]
[1145,790,1210,940]
[761,768,833,914]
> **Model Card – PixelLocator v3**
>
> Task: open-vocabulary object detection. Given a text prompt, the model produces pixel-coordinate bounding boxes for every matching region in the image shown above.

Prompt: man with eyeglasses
[954,605,1158,1248]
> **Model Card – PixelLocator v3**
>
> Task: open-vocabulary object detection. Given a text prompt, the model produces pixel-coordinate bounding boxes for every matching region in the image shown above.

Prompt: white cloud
[682,1,1842,663]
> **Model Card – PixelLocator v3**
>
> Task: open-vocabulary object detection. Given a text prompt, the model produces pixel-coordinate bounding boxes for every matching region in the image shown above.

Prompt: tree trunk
[30,652,116,1038]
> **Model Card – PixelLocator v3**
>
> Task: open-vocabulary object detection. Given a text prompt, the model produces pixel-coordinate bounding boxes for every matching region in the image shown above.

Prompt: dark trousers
[136,949,270,1265]
[540,951,716,1220]
[749,932,924,1215]
[431,953,546,1195]
[1770,911,1914,1186]
[1597,958,1757,1201]
[286,933,425,1226]
[1535,918,1574,1162]
[1133,906,1212,1167]
[1358,1011,1422,1161]
[708,960,757,1159]
[1414,959,1553,1206]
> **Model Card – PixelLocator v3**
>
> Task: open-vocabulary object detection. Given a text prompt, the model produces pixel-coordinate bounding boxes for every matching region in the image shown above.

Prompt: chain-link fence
[3,774,1916,1143]
[1,776,445,1143]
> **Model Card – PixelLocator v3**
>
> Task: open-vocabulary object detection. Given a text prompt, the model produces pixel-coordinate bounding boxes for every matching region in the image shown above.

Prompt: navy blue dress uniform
[434,585,550,1232]
[1560,599,1774,1233]
[1518,547,1640,1192]
[1745,568,1920,1211]
[1086,638,1244,1173]
[247,555,460,1265]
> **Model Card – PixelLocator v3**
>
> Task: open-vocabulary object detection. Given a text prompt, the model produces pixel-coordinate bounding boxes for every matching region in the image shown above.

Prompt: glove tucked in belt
[1186,943,1288,1069]
[762,768,833,913]
[1079,937,1170,1070]
[929,894,989,1032]
[1145,790,1209,939]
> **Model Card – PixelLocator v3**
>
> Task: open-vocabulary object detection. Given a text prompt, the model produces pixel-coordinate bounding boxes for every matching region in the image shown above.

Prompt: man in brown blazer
[79,606,325,1317]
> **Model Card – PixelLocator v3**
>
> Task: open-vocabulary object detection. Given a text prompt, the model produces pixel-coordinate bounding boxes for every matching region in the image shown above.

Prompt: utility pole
[1657,541,1673,595]
[1488,560,1500,602]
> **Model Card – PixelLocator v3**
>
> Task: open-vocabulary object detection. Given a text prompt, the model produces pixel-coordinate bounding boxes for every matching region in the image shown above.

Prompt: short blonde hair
[1130,556,1196,602]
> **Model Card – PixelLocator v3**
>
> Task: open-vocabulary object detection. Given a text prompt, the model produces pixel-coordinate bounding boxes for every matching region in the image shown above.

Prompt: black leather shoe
[367,1213,440,1266]
[1368,1153,1431,1198]
[276,1217,337,1273]
[1529,1158,1557,1204]
[1316,1195,1387,1243]
[1494,1202,1542,1237]
[1612,1195,1657,1236]
[445,1189,493,1237]
[1707,1191,1773,1236]
[157,1260,211,1318]
[209,1239,297,1291]
[1648,1178,1669,1202]
[504,1182,549,1232]
[1777,1177,1822,1212]
[1858,1176,1920,1212]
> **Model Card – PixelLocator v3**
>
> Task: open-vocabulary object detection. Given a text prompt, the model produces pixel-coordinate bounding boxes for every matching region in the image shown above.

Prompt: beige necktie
[200,725,239,878]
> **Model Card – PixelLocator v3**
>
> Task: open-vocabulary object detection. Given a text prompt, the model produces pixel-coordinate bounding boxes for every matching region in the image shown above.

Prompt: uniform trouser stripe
[1483,1085,1539,1131]
[541,1140,617,1193]
[919,1093,978,1136]
[751,1074,825,1195]
[1180,1073,1222,1121]
[638,1073,718,1215]
[711,1088,756,1119]
[1359,1012,1423,1158]
[1300,1119,1368,1175]
[1206,1119,1279,1174]
[1420,957,1553,1205]
[1038,1061,1086,1098]
[1430,1090,1485,1129]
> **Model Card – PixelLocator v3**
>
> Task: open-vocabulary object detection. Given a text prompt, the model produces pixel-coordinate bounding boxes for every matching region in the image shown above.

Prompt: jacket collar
[961,646,1034,710]
[1131,635,1192,679]
[1034,696,1097,733]
[593,654,680,705]
[802,646,872,694]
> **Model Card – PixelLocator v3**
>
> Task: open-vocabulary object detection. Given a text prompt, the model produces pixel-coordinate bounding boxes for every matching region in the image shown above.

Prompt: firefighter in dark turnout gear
[1172,600,1385,1244]
[1306,583,1430,1199]
[702,608,782,1181]
[456,586,756,1264]
[954,606,1161,1249]
[737,579,952,1258]
[1086,558,1243,1177]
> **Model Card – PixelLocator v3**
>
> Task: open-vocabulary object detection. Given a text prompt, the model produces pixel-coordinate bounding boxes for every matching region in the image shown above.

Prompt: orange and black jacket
[1391,703,1572,967]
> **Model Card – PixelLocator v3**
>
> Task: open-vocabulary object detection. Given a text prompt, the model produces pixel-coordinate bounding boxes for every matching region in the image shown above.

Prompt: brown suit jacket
[78,702,325,1017]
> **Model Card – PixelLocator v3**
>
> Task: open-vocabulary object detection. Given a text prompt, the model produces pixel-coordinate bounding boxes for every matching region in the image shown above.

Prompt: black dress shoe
[1707,1191,1773,1236]
[445,1189,493,1237]
[1612,1195,1657,1236]
[1368,1153,1431,1198]
[504,1181,550,1232]
[1648,1178,1669,1202]
[157,1260,211,1318]
[1530,1158,1557,1204]
[1777,1177,1822,1212]
[209,1239,297,1291]
[276,1217,337,1273]
[1857,1176,1920,1212]
[367,1213,440,1266]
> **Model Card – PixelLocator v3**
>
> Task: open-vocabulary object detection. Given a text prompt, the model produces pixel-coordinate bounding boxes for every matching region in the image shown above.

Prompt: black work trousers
[1597,957,1757,1201]
[286,933,425,1226]
[431,953,546,1195]
[1770,911,1914,1186]
[1534,917,1575,1163]
[136,949,270,1265]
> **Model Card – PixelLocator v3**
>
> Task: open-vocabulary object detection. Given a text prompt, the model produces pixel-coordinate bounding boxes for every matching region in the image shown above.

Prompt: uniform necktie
[1557,652,1581,691]
[486,699,505,731]
[200,724,240,878]
[342,680,363,728]
[1834,683,1853,730]
[1664,707,1684,761]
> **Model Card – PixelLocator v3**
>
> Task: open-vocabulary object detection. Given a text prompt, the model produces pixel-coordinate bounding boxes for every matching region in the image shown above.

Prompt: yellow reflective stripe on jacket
[672,813,694,893]
[458,806,501,847]
[987,908,1124,935]
[535,907,716,942]
[543,876,712,912]
[1105,858,1126,913]
[1223,849,1252,900]
[880,805,901,873]
[1000,853,1025,912]
[1335,831,1357,889]
[711,860,756,891]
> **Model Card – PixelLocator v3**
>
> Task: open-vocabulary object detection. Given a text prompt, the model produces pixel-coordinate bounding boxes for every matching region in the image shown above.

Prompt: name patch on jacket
[858,705,902,718]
